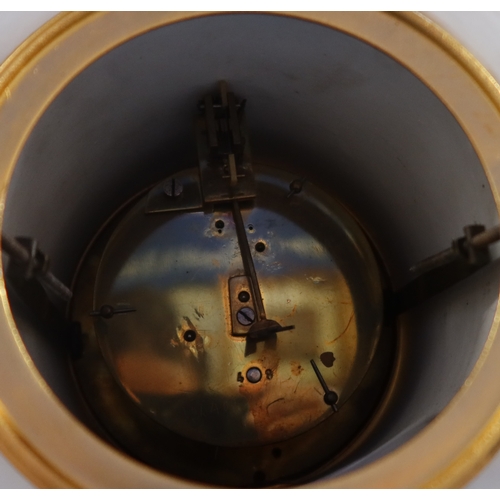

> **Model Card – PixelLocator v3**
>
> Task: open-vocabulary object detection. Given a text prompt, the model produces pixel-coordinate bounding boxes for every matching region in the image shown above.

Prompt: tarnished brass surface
[70,165,384,485]
[1,11,500,488]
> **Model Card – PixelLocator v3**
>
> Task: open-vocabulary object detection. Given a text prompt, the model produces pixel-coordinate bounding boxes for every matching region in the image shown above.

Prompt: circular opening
[255,242,266,253]
[1,11,500,489]
[183,330,197,342]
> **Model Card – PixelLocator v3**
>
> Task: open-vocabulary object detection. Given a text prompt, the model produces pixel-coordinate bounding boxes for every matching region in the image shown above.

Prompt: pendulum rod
[231,199,266,321]
[196,81,296,343]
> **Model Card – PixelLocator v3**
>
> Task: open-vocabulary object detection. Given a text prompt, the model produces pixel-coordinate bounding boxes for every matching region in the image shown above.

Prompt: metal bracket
[395,224,495,314]
[9,236,49,280]
[2,234,78,356]
[196,81,256,204]
[145,169,203,214]
[228,275,256,336]
[2,234,72,303]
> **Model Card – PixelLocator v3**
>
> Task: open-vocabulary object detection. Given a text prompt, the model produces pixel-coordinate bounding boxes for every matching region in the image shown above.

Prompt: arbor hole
[255,241,266,252]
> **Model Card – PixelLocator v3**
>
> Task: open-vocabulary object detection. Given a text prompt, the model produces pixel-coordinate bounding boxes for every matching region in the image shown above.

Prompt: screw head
[164,178,183,197]
[246,367,262,383]
[236,307,255,326]
[100,305,114,319]
[289,179,303,194]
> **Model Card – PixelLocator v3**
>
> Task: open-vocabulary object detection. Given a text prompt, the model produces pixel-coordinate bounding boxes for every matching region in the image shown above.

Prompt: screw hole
[248,224,254,232]
[238,291,250,303]
[255,241,266,253]
[272,447,282,459]
[215,219,224,229]
[183,330,197,342]
[246,367,262,383]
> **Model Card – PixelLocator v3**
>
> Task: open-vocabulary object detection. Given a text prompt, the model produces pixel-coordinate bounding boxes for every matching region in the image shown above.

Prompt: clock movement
[67,83,387,486]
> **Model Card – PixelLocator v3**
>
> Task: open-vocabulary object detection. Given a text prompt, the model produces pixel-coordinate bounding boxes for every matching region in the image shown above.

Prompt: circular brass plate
[70,165,384,486]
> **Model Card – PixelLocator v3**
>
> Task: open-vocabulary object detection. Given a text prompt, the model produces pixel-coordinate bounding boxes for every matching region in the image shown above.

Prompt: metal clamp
[2,234,72,302]
[196,81,256,203]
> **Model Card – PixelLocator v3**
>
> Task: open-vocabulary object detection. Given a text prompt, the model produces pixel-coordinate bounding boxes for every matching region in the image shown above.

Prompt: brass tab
[228,275,256,335]
[145,168,203,214]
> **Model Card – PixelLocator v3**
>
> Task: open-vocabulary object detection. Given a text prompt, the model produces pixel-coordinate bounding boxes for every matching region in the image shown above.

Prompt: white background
[0,10,500,489]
